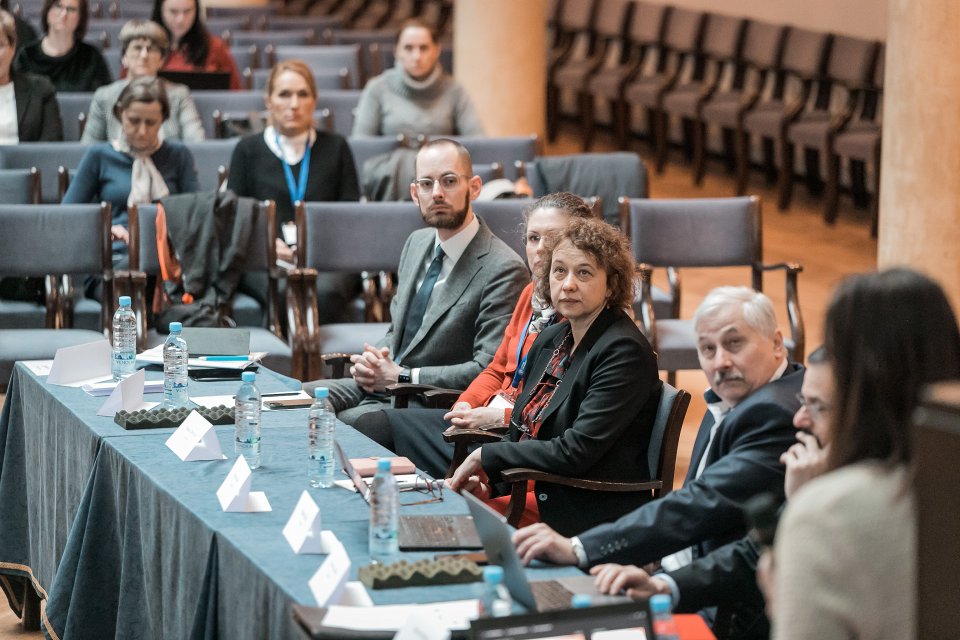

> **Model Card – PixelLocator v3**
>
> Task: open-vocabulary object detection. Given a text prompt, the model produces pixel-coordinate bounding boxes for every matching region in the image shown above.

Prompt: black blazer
[480,307,661,537]
[13,71,63,142]
[580,363,804,565]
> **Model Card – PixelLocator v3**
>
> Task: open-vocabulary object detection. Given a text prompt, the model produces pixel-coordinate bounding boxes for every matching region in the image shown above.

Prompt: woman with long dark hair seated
[151,0,241,90]
[448,217,662,535]
[772,268,960,640]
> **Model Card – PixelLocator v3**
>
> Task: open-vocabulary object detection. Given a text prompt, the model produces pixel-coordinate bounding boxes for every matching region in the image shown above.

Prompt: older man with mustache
[513,286,802,631]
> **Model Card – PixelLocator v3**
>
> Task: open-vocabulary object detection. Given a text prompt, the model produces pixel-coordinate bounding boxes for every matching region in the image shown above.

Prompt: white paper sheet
[21,360,53,376]
[320,600,479,632]
[138,345,266,370]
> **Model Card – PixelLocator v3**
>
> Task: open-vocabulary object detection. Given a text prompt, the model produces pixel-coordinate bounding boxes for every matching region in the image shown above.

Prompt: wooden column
[879,0,960,310]
[453,0,547,139]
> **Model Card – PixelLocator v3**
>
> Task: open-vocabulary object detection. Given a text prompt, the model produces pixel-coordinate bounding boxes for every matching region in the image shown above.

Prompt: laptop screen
[470,601,653,639]
[334,441,370,503]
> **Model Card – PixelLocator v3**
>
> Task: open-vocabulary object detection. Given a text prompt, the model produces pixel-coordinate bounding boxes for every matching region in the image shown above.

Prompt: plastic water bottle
[111,295,137,381]
[650,593,680,640]
[368,458,399,558]
[570,593,592,609]
[308,387,336,488]
[235,371,262,469]
[162,321,189,406]
[481,565,513,617]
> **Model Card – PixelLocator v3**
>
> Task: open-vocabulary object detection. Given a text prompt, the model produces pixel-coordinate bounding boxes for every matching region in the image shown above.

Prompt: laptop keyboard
[531,580,575,611]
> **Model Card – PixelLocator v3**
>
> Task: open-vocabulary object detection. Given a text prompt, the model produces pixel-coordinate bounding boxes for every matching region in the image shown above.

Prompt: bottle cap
[118,295,131,307]
[570,593,592,608]
[169,321,182,333]
[377,458,392,473]
[649,593,673,614]
[482,565,504,584]
[241,371,256,383]
[314,387,329,399]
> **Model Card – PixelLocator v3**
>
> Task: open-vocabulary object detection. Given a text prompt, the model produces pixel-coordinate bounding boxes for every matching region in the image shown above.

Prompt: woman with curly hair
[449,216,662,535]
[152,0,241,90]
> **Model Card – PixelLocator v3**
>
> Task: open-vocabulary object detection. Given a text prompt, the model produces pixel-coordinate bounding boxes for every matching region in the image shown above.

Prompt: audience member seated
[227,59,360,324]
[447,216,661,536]
[82,20,203,143]
[511,287,801,581]
[0,0,38,55]
[771,268,960,640]
[303,138,527,425]
[352,19,484,200]
[365,192,595,481]
[152,0,241,90]
[14,0,111,92]
[63,77,199,296]
[590,346,834,639]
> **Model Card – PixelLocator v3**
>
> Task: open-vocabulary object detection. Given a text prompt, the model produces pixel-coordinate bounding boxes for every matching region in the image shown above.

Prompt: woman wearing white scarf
[63,76,199,297]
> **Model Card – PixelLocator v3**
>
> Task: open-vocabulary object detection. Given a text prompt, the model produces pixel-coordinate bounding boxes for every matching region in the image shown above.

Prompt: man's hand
[512,523,579,566]
[590,564,671,600]
[348,344,401,393]
[443,405,504,430]
[780,431,829,498]
[447,448,491,499]
[111,224,129,244]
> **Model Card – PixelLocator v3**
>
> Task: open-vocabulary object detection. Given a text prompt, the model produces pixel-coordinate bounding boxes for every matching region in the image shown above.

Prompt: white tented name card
[335,581,374,607]
[282,491,336,554]
[394,612,452,640]
[308,538,351,606]
[216,456,271,512]
[165,410,227,461]
[21,360,54,376]
[97,369,158,417]
[47,340,112,387]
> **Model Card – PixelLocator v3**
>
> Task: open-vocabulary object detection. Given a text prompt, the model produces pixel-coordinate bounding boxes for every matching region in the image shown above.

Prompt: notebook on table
[463,491,633,612]
[335,442,482,551]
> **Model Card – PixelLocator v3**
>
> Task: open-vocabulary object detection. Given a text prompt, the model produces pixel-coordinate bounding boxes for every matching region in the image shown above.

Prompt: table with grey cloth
[0,361,300,633]
[1,362,579,639]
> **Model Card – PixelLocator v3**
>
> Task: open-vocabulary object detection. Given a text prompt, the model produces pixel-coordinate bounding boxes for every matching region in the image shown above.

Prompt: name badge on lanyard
[277,130,312,206]
[510,313,537,390]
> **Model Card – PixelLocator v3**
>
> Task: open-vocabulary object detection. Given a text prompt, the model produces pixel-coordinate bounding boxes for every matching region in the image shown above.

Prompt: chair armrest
[758,261,805,362]
[321,353,353,379]
[439,426,507,479]
[499,468,663,492]
[385,382,441,409]
[422,387,464,409]
[635,263,657,347]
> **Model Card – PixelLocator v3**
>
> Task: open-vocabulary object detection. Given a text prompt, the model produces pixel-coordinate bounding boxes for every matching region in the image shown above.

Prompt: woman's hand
[589,564,672,599]
[447,448,490,498]
[443,405,504,430]
[111,224,129,244]
[275,238,295,264]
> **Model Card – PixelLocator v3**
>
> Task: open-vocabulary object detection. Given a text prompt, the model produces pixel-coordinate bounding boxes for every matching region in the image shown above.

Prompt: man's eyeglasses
[51,2,80,14]
[412,173,470,193]
[795,393,829,421]
[400,474,444,506]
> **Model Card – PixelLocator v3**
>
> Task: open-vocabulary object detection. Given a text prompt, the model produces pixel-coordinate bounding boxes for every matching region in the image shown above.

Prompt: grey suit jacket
[317,216,527,411]
[81,78,205,143]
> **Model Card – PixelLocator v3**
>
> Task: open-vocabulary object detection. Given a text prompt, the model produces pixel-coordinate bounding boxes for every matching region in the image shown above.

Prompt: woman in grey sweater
[352,18,484,138]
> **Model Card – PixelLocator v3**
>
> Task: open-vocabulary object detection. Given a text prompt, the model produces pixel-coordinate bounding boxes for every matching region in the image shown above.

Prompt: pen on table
[199,355,251,361]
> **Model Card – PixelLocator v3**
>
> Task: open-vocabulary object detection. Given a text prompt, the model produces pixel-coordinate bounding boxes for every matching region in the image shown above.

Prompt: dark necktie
[399,244,445,354]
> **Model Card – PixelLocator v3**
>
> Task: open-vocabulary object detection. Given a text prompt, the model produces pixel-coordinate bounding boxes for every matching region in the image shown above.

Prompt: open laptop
[463,491,632,612]
[158,70,232,90]
[335,442,482,551]
[470,601,654,639]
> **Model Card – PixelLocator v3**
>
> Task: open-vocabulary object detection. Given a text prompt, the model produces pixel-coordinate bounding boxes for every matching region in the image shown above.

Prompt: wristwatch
[398,367,412,384]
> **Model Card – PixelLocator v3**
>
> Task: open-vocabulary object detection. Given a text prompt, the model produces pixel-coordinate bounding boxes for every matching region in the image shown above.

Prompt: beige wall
[648,0,886,41]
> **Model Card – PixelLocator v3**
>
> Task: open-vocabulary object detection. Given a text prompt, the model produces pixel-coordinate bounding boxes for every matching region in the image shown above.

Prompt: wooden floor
[0,123,877,639]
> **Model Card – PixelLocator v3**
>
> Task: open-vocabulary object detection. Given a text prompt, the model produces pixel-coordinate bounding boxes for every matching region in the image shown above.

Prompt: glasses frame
[412,173,472,194]
[795,392,829,422]
[399,474,444,506]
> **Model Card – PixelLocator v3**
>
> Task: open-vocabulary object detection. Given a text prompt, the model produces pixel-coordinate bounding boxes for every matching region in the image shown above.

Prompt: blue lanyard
[276,130,312,206]
[510,313,536,389]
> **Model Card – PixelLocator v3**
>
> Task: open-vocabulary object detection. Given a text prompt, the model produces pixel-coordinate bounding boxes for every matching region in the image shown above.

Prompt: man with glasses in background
[304,138,527,426]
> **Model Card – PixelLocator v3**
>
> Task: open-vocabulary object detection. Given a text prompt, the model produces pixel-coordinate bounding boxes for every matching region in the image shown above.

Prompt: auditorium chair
[825,43,884,236]
[736,27,830,198]
[619,7,705,164]
[0,203,113,392]
[0,142,90,203]
[56,92,93,141]
[582,1,669,150]
[443,383,691,526]
[447,135,538,181]
[126,200,295,377]
[266,44,364,89]
[243,66,350,91]
[654,13,746,173]
[257,15,343,33]
[0,168,40,205]
[692,19,786,186]
[193,91,266,138]
[621,195,805,386]
[325,28,398,79]
[230,44,260,71]
[226,28,319,48]
[779,35,879,211]
[546,0,599,141]
[289,200,426,381]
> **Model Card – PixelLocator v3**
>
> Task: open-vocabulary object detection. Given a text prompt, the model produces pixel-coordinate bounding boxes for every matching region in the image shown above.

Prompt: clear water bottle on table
[308,387,336,488]
[162,321,189,406]
[481,565,513,617]
[111,295,137,381]
[235,370,262,469]
[368,458,399,559]
[650,593,680,640]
